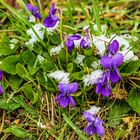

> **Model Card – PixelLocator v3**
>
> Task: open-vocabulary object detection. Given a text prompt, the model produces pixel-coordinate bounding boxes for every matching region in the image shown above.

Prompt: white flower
[74,38,82,48]
[9,38,18,49]
[111,34,130,49]
[28,15,36,23]
[93,24,107,32]
[48,70,70,84]
[92,34,110,56]
[119,49,138,62]
[111,34,138,62]
[46,21,60,33]
[10,38,18,44]
[86,105,101,115]
[83,70,103,86]
[37,122,46,129]
[91,60,100,69]
[37,55,45,63]
[74,53,85,65]
[9,44,15,49]
[50,43,64,56]
[26,23,45,46]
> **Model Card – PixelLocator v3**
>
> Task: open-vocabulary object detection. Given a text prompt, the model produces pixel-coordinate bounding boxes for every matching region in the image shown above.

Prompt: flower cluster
[0,70,4,94]
[83,112,105,136]
[26,4,42,20]
[56,82,78,108]
[44,3,60,32]
[2,2,138,138]
[25,3,60,46]
[96,40,124,97]
[65,29,91,52]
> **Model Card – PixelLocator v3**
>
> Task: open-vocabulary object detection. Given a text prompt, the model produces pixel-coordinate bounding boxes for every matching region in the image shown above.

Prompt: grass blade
[62,113,88,140]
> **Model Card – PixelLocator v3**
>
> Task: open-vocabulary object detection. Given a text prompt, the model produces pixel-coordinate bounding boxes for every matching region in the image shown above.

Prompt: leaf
[67,62,73,73]
[22,84,39,104]
[16,63,28,78]
[1,55,22,75]
[41,60,55,72]
[128,88,140,115]
[4,126,30,138]
[0,41,17,56]
[108,101,130,126]
[84,47,94,56]
[0,97,21,112]
[22,50,35,64]
[32,92,39,104]
[50,33,61,45]
[84,57,95,67]
[22,83,34,101]
[121,60,140,74]
[72,71,85,80]
[28,58,39,75]
[9,75,22,91]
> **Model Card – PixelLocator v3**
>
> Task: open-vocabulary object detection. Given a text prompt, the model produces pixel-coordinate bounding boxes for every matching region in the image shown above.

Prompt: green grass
[0,0,140,139]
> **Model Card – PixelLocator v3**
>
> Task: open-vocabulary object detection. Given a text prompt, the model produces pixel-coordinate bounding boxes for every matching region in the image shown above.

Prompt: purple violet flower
[0,70,2,81]
[83,112,105,136]
[80,36,91,49]
[96,72,111,97]
[26,4,41,20]
[65,35,81,52]
[100,53,123,83]
[56,82,78,108]
[44,3,60,29]
[0,85,4,95]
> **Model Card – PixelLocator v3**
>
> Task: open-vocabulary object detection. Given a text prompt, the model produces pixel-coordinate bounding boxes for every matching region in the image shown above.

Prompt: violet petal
[83,112,95,122]
[109,68,121,83]
[44,16,59,28]
[68,82,78,93]
[0,70,2,81]
[108,40,119,55]
[68,95,75,106]
[59,96,69,108]
[95,125,105,136]
[112,53,124,67]
[100,55,112,68]
[0,85,4,94]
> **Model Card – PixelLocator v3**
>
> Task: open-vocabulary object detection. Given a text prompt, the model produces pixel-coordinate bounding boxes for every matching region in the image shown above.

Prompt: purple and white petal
[44,16,59,28]
[80,36,91,49]
[26,4,41,20]
[69,35,81,40]
[83,112,95,122]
